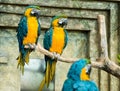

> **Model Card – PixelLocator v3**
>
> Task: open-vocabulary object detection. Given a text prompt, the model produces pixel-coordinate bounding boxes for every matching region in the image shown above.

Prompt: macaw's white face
[58,18,68,27]
[80,64,91,80]
[30,9,40,18]
[24,8,40,18]
[52,17,68,27]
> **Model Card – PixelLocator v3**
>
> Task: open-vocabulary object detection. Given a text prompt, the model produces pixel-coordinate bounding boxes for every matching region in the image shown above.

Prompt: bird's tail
[17,51,30,74]
[50,60,57,81]
[39,59,57,91]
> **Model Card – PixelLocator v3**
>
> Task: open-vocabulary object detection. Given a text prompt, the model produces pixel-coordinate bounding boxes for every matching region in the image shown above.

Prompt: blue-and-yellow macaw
[39,15,68,90]
[62,59,99,91]
[16,5,41,74]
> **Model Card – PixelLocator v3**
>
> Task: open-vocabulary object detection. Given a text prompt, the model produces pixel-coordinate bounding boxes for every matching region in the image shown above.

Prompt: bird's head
[24,5,40,18]
[50,15,68,27]
[67,59,91,81]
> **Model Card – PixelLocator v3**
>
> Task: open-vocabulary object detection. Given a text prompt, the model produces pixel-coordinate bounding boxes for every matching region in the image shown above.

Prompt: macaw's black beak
[31,9,40,18]
[58,18,68,27]
[86,64,91,75]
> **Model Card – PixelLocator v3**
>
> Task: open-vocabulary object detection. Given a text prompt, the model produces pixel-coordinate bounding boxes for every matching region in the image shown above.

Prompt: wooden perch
[96,15,120,78]
[35,43,120,78]
[28,14,120,78]
[36,43,78,63]
[98,15,108,58]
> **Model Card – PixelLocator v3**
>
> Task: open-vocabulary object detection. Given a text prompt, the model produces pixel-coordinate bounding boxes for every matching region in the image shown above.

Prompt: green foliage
[117,55,120,65]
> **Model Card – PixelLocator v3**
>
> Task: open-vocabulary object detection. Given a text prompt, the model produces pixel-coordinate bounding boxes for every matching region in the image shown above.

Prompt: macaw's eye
[30,9,40,18]
[31,10,35,15]
[58,18,68,27]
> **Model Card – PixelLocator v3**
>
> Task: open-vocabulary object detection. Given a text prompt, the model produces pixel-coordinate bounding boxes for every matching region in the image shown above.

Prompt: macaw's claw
[52,52,60,60]
[25,43,36,50]
[56,53,60,59]
[52,52,56,59]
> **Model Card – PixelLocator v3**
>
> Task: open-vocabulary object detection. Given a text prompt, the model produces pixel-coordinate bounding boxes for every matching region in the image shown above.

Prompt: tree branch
[25,15,120,78]
[35,43,78,63]
[35,43,120,78]
[92,58,120,78]
[97,15,120,78]
[98,15,108,58]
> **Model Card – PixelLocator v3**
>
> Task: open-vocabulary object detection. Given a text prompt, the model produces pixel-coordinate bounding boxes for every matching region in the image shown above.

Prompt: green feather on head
[24,5,41,17]
[51,14,67,21]
[25,5,40,9]
[50,14,67,27]
[85,58,91,64]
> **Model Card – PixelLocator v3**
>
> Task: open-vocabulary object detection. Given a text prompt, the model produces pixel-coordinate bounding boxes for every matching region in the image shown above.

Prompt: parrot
[39,15,68,91]
[16,5,41,74]
[62,59,99,91]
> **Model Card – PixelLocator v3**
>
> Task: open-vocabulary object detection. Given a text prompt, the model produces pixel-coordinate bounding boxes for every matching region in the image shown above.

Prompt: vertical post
[98,15,108,58]
[97,15,109,91]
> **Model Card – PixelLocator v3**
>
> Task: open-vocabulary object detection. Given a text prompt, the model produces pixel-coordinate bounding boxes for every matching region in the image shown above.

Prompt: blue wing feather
[89,81,99,91]
[17,16,27,55]
[43,27,53,65]
[73,81,99,91]
[64,29,68,49]
[62,79,74,91]
[43,27,53,50]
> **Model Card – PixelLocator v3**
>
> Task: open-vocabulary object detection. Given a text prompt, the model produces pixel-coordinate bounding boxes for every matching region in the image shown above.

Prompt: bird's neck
[80,68,90,81]
[53,26,64,30]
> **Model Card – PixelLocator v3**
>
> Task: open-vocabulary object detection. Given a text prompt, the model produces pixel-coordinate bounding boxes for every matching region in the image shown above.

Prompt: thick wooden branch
[94,15,120,78]
[98,15,108,58]
[92,58,120,78]
[36,43,78,63]
[35,43,120,78]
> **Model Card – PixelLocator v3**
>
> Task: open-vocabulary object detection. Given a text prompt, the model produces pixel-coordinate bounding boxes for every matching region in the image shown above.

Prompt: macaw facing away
[39,15,68,91]
[16,5,41,74]
[62,59,99,91]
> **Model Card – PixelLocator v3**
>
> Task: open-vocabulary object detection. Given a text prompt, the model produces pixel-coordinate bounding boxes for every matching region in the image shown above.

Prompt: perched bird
[62,59,99,91]
[39,15,68,90]
[16,5,41,74]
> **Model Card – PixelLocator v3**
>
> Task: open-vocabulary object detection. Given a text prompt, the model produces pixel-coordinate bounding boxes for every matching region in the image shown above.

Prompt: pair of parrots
[16,5,99,91]
[16,5,68,90]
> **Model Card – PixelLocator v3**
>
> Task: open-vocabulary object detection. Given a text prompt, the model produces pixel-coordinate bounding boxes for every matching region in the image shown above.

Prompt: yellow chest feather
[50,27,65,54]
[23,17,38,45]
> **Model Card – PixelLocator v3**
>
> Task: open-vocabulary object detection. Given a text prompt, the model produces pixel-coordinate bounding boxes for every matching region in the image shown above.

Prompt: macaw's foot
[56,53,60,59]
[25,43,36,50]
[51,52,57,60]
[52,52,60,60]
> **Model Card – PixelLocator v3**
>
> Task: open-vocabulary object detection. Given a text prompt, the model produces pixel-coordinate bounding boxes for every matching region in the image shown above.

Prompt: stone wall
[0,0,120,91]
